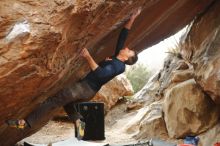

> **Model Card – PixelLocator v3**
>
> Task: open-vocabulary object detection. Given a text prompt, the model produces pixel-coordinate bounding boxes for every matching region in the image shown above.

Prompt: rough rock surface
[124,100,168,140]
[0,0,215,145]
[92,74,133,112]
[182,0,220,104]
[163,79,219,138]
[129,50,219,141]
[198,122,220,146]
[104,100,171,144]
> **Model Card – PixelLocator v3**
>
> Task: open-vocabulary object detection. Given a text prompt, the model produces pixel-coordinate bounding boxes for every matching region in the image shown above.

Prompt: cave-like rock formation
[0,0,214,145]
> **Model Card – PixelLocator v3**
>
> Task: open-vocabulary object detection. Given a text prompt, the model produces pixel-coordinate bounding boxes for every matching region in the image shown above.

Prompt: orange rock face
[0,0,214,145]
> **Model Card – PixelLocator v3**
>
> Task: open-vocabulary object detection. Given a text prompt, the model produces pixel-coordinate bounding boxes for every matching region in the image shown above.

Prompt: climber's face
[119,47,135,59]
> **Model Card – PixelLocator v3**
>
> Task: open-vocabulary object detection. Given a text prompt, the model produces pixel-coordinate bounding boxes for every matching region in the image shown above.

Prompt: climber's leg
[62,81,97,140]
[6,94,63,129]
[63,102,86,140]
[6,80,96,129]
[63,102,83,122]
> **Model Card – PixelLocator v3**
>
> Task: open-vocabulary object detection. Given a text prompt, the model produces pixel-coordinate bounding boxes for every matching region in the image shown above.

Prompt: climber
[6,8,142,140]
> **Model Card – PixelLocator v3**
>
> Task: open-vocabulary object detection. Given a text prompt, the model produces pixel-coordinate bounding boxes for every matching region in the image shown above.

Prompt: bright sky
[138,28,186,72]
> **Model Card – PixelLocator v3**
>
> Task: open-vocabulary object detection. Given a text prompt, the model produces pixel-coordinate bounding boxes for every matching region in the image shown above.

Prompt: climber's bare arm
[124,7,142,30]
[81,48,98,71]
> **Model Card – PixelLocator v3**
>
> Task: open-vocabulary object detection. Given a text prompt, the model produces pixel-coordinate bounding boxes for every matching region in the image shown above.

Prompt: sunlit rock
[182,0,220,104]
[92,74,133,112]
[163,79,219,138]
[124,101,168,140]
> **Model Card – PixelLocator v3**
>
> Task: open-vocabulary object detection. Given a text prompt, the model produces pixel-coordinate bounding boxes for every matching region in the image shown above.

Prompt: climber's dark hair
[124,50,138,65]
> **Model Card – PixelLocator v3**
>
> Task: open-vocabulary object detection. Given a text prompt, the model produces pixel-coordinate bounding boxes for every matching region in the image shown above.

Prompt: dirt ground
[18,120,75,144]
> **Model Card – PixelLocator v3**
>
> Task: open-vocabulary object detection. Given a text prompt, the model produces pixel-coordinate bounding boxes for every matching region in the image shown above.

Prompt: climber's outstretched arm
[114,8,142,56]
[81,48,98,71]
[124,8,142,30]
[81,48,117,79]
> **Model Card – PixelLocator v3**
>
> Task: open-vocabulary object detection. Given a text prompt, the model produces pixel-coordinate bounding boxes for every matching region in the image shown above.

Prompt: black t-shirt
[84,28,129,91]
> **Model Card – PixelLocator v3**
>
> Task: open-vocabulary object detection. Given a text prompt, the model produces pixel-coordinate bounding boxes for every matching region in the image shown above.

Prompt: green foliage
[125,63,152,93]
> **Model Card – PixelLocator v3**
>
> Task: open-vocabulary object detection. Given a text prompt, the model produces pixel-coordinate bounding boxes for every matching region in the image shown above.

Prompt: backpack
[184,136,199,146]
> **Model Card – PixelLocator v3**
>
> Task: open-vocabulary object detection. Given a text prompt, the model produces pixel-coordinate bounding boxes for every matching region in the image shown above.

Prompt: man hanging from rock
[6,8,141,139]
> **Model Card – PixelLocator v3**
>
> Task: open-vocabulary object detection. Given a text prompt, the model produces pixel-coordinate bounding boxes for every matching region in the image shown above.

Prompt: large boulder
[182,0,220,104]
[104,99,169,144]
[92,74,133,112]
[163,79,219,138]
[0,0,214,145]
[126,55,200,140]
[124,101,168,140]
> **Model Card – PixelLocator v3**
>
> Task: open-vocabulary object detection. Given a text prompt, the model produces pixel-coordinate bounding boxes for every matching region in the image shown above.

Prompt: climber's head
[119,47,138,65]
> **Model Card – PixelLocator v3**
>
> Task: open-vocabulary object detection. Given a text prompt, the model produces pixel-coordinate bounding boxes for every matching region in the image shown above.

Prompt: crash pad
[110,139,176,146]
[24,138,109,146]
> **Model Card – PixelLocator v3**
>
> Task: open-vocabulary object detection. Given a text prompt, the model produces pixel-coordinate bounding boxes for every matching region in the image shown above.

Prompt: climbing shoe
[6,119,27,129]
[75,119,86,140]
